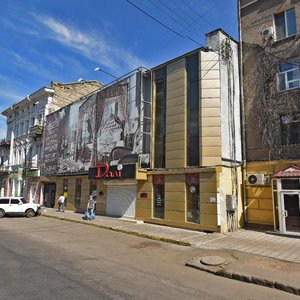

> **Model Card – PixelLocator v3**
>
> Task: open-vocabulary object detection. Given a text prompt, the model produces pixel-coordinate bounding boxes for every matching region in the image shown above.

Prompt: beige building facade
[240,0,300,235]
[135,29,243,233]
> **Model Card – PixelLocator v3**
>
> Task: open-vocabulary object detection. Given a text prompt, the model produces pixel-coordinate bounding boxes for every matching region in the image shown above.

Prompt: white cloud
[33,15,146,73]
[0,89,24,103]
[8,51,55,80]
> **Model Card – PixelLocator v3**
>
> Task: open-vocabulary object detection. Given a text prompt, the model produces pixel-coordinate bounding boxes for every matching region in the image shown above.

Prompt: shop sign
[26,170,40,177]
[89,163,135,180]
[155,193,164,207]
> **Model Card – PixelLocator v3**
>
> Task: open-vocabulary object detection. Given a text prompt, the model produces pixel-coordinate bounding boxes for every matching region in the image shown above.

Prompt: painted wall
[42,70,150,176]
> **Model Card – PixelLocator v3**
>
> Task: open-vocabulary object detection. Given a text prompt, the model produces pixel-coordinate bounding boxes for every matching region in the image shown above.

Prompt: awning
[272,165,300,178]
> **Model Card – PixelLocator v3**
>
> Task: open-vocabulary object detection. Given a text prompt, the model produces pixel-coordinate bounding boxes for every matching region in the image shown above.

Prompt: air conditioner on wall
[247,173,267,185]
[261,27,273,39]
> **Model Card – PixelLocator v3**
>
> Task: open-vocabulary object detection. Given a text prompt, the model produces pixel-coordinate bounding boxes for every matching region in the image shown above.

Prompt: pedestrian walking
[83,195,96,220]
[57,193,65,212]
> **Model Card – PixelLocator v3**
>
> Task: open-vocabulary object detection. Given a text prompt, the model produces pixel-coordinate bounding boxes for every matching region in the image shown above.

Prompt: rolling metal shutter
[106,185,136,218]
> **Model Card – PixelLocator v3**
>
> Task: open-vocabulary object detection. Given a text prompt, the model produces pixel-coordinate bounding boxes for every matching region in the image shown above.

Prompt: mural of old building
[42,68,151,215]
[0,80,102,204]
[239,0,300,235]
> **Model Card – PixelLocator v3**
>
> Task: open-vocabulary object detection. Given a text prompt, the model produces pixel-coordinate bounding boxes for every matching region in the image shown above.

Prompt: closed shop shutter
[106,185,136,218]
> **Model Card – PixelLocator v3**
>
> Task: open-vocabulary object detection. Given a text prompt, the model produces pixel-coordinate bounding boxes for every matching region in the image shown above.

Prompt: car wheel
[0,209,5,218]
[25,209,35,218]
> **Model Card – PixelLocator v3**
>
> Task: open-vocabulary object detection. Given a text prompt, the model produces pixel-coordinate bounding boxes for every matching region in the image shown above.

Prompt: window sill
[272,34,298,46]
[277,86,300,93]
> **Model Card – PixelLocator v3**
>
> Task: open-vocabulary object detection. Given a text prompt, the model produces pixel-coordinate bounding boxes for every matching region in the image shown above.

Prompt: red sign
[95,162,122,179]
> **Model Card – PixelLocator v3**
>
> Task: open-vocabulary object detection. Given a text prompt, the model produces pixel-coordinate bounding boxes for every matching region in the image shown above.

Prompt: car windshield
[20,198,27,204]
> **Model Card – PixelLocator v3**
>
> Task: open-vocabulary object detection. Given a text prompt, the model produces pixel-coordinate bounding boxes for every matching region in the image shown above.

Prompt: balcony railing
[26,159,38,169]
[30,125,44,137]
[0,165,10,174]
[0,139,10,148]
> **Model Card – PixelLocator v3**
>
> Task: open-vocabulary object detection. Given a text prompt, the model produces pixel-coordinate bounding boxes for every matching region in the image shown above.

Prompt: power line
[126,0,185,39]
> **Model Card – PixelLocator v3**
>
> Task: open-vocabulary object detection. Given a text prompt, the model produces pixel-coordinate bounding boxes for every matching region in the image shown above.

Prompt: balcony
[0,139,10,148]
[30,125,44,137]
[26,158,38,169]
[0,165,10,175]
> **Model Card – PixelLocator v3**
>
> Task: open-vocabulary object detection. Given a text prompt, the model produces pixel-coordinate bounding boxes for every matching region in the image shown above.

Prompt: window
[89,181,97,196]
[278,61,300,91]
[187,54,200,166]
[63,179,68,208]
[154,68,166,168]
[75,178,82,209]
[15,124,19,136]
[0,199,9,204]
[282,179,300,190]
[281,114,300,145]
[11,199,20,204]
[275,8,297,40]
[153,175,165,219]
[20,123,24,135]
[25,120,29,133]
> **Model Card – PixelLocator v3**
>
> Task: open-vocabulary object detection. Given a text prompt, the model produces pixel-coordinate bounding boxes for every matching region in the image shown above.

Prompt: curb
[41,214,191,247]
[186,259,300,296]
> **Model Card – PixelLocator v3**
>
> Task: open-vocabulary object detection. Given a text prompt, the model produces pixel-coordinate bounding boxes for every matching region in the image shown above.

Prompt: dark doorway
[284,194,300,232]
[44,183,56,208]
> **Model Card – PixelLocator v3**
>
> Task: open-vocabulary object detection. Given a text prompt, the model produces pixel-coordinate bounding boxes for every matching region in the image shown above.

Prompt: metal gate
[106,185,136,218]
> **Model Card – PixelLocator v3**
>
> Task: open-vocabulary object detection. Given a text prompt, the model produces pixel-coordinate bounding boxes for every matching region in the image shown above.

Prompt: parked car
[0,197,42,218]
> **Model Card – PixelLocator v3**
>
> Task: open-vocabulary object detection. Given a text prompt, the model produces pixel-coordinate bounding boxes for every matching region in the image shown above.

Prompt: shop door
[106,185,136,218]
[44,183,56,208]
[282,193,300,233]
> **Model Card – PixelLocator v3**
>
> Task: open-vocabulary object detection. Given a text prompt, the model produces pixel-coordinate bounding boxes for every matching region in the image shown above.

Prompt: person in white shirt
[57,193,65,212]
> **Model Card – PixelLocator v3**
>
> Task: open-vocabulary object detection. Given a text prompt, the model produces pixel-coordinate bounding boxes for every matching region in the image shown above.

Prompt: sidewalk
[41,208,300,296]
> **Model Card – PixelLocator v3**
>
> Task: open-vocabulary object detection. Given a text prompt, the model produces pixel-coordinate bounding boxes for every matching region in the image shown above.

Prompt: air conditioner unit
[261,27,273,39]
[247,173,266,185]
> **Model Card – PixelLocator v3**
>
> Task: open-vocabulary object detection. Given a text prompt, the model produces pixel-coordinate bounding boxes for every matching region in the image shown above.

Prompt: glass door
[281,193,300,233]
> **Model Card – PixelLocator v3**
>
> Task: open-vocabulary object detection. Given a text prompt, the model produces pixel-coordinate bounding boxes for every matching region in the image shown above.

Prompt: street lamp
[94,67,118,79]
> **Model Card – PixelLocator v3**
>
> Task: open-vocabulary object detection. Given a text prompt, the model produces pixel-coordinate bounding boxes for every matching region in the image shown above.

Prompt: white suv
[0,197,42,218]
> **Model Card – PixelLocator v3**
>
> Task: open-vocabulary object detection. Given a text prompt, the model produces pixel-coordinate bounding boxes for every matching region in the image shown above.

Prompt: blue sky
[0,0,238,139]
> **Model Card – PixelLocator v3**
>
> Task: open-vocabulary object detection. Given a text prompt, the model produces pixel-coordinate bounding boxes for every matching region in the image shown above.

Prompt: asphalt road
[0,216,297,300]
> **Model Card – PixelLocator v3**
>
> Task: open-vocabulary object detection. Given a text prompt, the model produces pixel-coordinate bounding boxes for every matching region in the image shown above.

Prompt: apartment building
[0,80,101,203]
[239,0,300,235]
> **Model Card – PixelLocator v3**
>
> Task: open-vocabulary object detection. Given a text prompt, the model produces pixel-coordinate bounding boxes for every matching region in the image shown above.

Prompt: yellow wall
[200,51,221,166]
[136,170,220,232]
[55,176,107,214]
[246,160,300,226]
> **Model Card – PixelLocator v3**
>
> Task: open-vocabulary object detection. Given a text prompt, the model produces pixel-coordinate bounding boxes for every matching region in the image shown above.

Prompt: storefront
[25,169,41,203]
[272,166,300,236]
[89,163,137,218]
[9,167,25,197]
[135,166,243,233]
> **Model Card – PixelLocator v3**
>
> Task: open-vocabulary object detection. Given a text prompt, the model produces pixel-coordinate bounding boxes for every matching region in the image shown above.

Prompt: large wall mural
[42,72,146,176]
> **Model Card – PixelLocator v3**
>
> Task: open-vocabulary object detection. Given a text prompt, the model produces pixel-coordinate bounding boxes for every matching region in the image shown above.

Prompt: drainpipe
[238,0,248,225]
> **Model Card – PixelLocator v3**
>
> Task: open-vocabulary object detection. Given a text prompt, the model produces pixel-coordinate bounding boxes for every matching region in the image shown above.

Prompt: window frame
[278,60,300,91]
[274,8,297,40]
[281,113,300,145]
